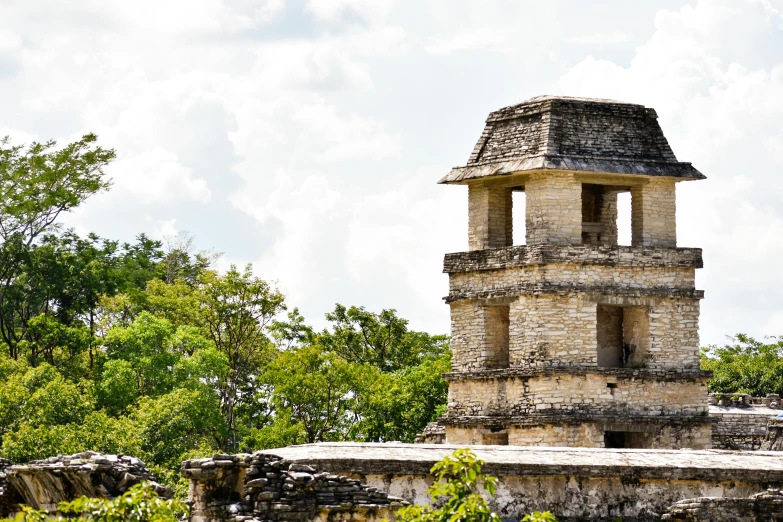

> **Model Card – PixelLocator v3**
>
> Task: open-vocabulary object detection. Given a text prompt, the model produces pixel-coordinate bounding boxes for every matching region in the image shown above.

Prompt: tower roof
[439,96,704,184]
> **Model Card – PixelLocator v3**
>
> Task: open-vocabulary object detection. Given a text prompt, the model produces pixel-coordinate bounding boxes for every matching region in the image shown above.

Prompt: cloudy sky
[1,0,782,346]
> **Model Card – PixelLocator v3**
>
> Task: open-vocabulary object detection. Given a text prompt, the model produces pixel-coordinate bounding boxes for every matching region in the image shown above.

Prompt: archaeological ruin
[437,95,709,449]
[4,96,783,522]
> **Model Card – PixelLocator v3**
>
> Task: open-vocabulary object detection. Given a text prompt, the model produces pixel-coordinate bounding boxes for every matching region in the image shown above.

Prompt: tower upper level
[443,96,705,251]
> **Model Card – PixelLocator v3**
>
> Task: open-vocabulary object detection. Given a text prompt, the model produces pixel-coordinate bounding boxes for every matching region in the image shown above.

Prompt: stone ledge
[445,283,704,303]
[441,413,712,429]
[260,442,783,483]
[444,245,703,273]
[444,367,712,381]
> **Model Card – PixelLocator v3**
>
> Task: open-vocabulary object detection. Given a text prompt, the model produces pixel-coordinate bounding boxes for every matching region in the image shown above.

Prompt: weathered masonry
[438,96,711,449]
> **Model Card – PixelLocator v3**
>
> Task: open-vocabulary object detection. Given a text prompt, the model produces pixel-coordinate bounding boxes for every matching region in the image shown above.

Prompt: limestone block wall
[267,443,783,522]
[508,295,596,368]
[446,374,709,418]
[447,264,696,300]
[445,422,711,449]
[525,172,582,246]
[632,179,677,248]
[450,300,513,371]
[468,183,512,250]
[447,294,701,371]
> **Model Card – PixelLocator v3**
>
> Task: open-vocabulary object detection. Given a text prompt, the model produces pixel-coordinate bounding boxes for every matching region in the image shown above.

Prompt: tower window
[596,305,649,368]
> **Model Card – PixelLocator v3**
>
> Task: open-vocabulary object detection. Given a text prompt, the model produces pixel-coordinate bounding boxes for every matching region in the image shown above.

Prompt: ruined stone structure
[438,96,711,448]
[182,453,403,522]
[709,393,782,450]
[260,443,783,521]
[0,452,170,518]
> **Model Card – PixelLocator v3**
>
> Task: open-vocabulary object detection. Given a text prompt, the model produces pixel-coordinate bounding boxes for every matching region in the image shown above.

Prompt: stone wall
[662,489,783,521]
[708,394,782,450]
[182,452,404,522]
[445,421,711,449]
[0,452,170,517]
[261,443,783,522]
[446,373,709,418]
[468,183,513,251]
[450,293,701,372]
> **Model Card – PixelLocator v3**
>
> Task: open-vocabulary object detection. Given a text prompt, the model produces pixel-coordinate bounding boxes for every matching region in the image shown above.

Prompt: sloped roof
[439,96,704,184]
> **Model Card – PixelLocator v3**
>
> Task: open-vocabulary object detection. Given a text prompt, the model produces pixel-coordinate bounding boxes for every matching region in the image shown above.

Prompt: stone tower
[439,96,711,449]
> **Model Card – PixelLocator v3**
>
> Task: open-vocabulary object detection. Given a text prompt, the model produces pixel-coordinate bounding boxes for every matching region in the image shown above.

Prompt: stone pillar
[631,179,677,247]
[525,172,582,246]
[468,183,512,251]
[598,190,619,246]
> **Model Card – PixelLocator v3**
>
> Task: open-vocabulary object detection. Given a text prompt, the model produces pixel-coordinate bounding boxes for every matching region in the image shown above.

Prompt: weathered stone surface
[0,452,169,517]
[182,452,406,522]
[443,245,704,273]
[257,443,783,521]
[440,96,704,184]
[662,489,783,521]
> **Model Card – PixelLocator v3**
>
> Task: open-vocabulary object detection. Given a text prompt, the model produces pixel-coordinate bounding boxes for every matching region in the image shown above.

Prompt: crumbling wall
[182,453,405,522]
[709,394,782,450]
[0,452,170,518]
[662,489,783,521]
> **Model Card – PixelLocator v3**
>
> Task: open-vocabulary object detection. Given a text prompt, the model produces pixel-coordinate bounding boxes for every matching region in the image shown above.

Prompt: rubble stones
[0,452,170,517]
[182,452,406,522]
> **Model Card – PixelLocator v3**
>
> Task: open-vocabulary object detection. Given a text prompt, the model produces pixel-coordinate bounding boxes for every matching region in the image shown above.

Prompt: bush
[395,448,558,522]
[1,482,187,521]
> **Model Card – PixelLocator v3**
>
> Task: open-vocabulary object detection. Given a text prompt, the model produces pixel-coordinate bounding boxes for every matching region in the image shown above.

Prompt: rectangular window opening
[597,305,650,368]
[483,305,510,369]
[482,431,509,446]
[512,188,526,246]
[604,431,626,448]
[617,191,632,246]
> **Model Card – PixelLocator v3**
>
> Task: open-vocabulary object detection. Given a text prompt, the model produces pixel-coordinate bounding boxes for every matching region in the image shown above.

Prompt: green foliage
[701,334,783,396]
[396,449,558,522]
[0,133,452,499]
[0,482,187,522]
[521,513,558,522]
[264,343,359,443]
[321,304,449,372]
[395,448,501,522]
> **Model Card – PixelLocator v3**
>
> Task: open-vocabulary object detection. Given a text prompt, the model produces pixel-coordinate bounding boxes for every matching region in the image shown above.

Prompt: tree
[701,334,783,396]
[321,304,448,372]
[194,265,285,451]
[0,134,114,359]
[352,351,450,442]
[264,344,359,443]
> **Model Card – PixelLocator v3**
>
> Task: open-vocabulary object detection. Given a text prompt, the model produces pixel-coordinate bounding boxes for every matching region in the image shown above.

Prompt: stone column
[525,172,582,246]
[631,179,677,247]
[468,183,512,251]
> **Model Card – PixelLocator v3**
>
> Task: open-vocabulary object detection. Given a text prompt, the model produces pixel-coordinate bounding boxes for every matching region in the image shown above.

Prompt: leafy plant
[1,482,187,522]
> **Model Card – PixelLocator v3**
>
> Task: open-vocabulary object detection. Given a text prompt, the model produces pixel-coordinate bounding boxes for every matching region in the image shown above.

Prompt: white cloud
[566,32,629,45]
[424,28,510,55]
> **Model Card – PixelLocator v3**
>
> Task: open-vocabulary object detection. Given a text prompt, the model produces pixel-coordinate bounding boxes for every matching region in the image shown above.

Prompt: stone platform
[261,442,783,521]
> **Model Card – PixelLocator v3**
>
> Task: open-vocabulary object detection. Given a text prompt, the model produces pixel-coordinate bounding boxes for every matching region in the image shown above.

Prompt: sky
[1,0,782,346]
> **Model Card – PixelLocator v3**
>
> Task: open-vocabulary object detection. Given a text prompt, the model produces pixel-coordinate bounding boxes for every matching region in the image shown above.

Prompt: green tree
[352,351,450,442]
[701,334,783,396]
[321,304,448,372]
[264,344,359,443]
[0,134,114,359]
